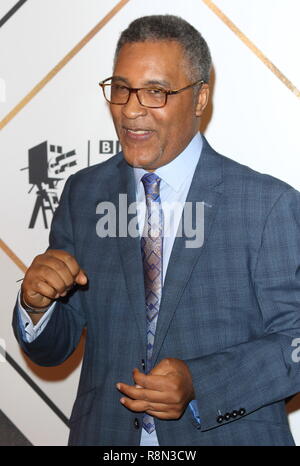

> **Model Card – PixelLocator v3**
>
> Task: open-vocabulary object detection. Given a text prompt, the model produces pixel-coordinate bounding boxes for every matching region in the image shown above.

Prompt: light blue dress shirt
[134,132,203,445]
[17,132,203,445]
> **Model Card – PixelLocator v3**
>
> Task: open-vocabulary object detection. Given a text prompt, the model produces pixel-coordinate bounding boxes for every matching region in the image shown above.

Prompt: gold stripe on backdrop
[0,0,130,130]
[1,0,130,272]
[202,0,300,98]
[0,238,27,273]
[2,0,298,273]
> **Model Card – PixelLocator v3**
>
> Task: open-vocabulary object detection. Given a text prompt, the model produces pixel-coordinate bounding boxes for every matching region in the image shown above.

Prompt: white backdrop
[0,0,299,446]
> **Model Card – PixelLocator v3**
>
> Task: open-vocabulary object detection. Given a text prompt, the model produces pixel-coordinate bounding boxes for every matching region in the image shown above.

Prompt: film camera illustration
[23,141,77,229]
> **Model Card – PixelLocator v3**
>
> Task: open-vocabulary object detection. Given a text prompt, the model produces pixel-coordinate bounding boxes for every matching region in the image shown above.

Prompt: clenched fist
[21,249,87,313]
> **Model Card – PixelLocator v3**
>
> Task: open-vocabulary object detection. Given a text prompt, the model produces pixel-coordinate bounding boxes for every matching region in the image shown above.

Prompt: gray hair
[114,15,212,83]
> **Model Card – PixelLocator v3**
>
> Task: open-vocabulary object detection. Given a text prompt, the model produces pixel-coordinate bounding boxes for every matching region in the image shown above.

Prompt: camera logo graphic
[21,141,77,229]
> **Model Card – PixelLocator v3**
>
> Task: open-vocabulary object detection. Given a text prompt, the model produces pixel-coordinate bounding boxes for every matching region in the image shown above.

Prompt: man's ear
[195,84,209,117]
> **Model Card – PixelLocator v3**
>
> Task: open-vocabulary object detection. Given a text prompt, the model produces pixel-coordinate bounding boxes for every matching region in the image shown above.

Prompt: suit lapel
[113,158,148,350]
[151,138,224,366]
[98,138,224,362]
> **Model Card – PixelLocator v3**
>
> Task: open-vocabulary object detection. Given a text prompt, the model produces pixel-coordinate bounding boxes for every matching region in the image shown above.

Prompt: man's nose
[121,90,147,119]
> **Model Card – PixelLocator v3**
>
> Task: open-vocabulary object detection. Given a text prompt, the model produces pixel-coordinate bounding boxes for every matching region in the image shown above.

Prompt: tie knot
[141,172,161,200]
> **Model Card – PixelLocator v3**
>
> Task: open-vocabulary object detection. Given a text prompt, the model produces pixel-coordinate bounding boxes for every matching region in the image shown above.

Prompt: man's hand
[116,358,195,420]
[21,249,88,310]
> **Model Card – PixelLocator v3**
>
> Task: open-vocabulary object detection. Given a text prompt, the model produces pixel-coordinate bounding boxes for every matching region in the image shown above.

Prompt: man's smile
[122,126,155,141]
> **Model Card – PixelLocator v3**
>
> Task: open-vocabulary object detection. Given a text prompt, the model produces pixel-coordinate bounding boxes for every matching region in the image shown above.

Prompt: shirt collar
[133,132,203,193]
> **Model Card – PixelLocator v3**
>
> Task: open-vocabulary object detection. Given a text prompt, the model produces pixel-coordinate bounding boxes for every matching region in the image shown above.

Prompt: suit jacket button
[231,410,238,418]
[238,408,246,416]
[217,415,224,423]
[134,418,140,430]
[224,413,231,421]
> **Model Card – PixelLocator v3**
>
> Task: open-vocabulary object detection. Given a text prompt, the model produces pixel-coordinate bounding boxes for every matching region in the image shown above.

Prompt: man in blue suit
[13,15,300,446]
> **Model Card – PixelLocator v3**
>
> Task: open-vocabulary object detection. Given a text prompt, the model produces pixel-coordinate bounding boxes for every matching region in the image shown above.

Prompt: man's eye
[146,88,165,95]
[112,84,127,91]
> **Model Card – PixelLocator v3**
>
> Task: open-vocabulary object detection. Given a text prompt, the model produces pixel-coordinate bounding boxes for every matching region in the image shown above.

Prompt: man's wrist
[21,295,51,314]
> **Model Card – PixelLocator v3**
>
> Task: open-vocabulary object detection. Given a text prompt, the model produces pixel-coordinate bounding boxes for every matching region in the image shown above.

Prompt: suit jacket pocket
[69,387,97,424]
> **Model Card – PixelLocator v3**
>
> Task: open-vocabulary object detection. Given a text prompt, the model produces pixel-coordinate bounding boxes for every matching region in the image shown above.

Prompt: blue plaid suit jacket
[13,137,300,445]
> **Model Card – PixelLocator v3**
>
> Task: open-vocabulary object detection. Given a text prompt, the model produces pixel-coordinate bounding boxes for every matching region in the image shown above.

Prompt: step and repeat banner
[0,0,299,446]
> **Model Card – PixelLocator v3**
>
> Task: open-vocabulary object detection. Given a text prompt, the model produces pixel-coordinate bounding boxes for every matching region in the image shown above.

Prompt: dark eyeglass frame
[99,77,205,108]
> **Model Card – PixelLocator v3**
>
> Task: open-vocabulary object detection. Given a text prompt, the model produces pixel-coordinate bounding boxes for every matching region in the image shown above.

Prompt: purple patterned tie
[141,172,163,434]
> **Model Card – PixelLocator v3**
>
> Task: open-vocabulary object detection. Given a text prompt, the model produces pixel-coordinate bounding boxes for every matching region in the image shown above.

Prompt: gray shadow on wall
[286,393,300,416]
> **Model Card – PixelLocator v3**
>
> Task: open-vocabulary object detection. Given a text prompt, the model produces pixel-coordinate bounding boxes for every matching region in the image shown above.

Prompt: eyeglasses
[99,77,204,109]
